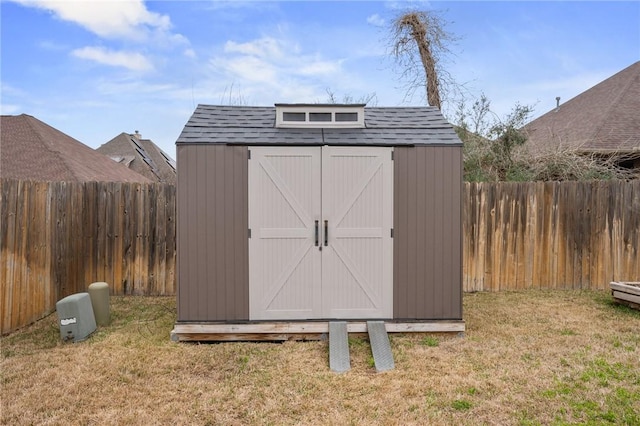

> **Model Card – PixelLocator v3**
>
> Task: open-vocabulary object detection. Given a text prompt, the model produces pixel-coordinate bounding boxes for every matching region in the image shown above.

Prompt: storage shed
[172,104,464,340]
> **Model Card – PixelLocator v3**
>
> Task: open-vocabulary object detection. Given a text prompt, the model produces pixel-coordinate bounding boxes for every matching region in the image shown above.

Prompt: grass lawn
[1,290,639,425]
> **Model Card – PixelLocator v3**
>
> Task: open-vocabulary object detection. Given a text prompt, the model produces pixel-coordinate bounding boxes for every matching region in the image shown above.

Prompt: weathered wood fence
[464,181,640,292]
[1,180,176,334]
[2,179,639,334]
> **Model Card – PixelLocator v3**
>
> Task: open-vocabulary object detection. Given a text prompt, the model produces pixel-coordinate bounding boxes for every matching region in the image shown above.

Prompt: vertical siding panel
[176,146,188,318]
[194,146,208,319]
[406,149,424,318]
[223,148,234,318]
[393,148,409,317]
[416,147,428,318]
[177,145,249,322]
[393,146,462,320]
[430,147,445,315]
[214,146,227,319]
[234,146,249,318]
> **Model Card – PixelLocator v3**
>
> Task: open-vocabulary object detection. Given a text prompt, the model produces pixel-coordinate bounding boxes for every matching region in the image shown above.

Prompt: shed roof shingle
[177,105,462,146]
[0,114,151,182]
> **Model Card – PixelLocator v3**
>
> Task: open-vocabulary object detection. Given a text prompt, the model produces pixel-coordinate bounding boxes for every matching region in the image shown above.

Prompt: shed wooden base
[610,281,640,310]
[171,321,465,342]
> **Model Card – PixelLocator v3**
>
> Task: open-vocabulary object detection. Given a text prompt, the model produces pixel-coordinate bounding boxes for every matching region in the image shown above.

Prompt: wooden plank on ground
[610,282,640,296]
[172,321,466,335]
[612,291,640,305]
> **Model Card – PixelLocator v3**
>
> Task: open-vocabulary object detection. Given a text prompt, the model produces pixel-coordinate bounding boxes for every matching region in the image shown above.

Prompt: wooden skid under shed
[171,321,465,342]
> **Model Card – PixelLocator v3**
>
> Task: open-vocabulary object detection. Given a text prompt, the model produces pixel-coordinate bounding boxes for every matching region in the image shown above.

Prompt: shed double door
[249,146,393,320]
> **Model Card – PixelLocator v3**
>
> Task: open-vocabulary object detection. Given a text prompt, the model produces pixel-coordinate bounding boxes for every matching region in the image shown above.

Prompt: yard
[1,290,639,425]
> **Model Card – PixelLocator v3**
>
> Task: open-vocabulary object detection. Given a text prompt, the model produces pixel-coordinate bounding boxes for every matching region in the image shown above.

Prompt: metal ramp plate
[367,321,395,372]
[329,321,350,373]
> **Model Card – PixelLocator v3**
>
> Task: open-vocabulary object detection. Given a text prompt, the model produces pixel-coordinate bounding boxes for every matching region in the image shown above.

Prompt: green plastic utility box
[88,282,110,326]
[56,293,96,342]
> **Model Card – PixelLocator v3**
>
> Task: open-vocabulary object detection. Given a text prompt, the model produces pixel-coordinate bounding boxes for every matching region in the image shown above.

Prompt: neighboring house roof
[0,114,151,182]
[176,105,462,146]
[525,61,640,154]
[97,132,176,184]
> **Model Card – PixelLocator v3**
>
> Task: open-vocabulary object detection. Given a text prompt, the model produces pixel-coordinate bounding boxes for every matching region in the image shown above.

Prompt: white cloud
[0,104,22,114]
[385,0,432,11]
[224,37,289,59]
[38,40,69,51]
[299,59,342,76]
[14,0,171,41]
[208,35,351,104]
[184,48,197,59]
[71,46,154,72]
[367,14,385,27]
[219,55,278,84]
[217,36,341,79]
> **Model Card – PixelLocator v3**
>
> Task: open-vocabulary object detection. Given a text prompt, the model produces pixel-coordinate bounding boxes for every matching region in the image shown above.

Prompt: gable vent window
[336,112,358,122]
[283,112,305,122]
[276,104,365,128]
[309,112,332,122]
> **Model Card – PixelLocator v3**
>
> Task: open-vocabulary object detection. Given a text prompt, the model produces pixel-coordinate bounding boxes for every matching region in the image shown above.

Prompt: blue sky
[2,1,639,159]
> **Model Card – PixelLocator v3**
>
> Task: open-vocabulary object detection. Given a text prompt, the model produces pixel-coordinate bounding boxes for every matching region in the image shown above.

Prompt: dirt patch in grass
[2,291,639,425]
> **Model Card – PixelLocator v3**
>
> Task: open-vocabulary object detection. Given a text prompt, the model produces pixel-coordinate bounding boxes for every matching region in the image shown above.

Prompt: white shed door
[249,146,393,320]
[321,147,393,318]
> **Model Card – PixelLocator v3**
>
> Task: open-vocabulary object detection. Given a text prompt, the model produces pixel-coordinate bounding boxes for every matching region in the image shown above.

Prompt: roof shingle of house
[97,132,176,184]
[0,114,151,182]
[525,61,640,154]
[177,105,462,146]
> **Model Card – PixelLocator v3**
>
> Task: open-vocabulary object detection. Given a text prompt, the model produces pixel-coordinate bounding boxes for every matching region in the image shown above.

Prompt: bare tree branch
[390,10,457,109]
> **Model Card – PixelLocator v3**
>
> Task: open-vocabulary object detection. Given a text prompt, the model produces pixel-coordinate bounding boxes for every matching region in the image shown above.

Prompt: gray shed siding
[176,145,249,321]
[176,144,462,322]
[393,146,463,319]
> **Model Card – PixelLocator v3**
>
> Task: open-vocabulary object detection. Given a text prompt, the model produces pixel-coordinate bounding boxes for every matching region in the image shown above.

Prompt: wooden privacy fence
[2,179,639,334]
[1,180,176,334]
[464,181,640,292]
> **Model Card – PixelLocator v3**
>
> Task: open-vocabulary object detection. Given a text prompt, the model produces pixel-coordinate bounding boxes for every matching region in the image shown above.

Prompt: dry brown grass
[2,291,639,425]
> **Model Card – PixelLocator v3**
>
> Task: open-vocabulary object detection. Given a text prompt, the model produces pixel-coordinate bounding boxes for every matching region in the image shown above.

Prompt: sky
[1,1,639,160]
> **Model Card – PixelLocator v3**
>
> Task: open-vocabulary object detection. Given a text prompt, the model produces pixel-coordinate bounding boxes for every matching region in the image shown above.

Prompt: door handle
[314,220,319,246]
[324,220,328,246]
